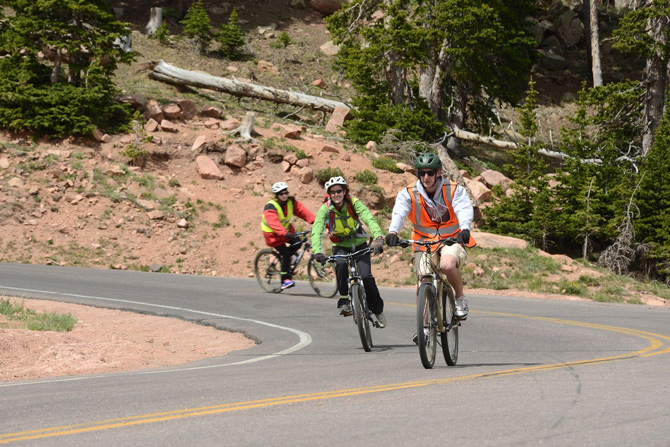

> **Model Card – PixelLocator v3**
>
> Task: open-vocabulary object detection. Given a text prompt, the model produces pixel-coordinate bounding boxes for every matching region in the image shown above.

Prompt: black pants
[275,243,300,282]
[333,242,384,315]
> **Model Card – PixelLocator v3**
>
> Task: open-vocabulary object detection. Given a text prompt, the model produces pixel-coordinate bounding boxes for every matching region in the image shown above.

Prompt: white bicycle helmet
[324,176,347,192]
[271,182,289,193]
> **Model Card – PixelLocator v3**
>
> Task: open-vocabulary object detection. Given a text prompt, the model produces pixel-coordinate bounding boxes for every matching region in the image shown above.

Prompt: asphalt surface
[1,262,669,446]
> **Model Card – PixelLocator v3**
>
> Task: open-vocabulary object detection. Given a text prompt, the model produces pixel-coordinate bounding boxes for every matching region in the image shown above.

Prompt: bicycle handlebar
[396,237,459,249]
[326,246,373,263]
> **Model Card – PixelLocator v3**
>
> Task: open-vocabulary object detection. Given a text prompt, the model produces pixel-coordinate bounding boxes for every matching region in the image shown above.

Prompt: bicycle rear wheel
[253,249,283,293]
[440,285,459,365]
[417,283,437,369]
[307,259,337,298]
[351,283,372,352]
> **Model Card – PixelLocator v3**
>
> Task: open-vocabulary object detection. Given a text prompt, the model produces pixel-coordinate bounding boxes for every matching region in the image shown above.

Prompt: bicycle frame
[414,241,455,335]
[398,236,461,367]
[327,245,377,351]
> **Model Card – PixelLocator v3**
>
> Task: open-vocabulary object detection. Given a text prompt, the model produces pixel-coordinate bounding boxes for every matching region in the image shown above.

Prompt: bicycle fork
[349,274,379,328]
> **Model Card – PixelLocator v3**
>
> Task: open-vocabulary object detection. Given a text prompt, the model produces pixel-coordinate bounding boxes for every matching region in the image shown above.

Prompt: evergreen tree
[0,0,134,137]
[217,7,245,60]
[483,79,556,249]
[612,0,670,155]
[552,81,643,257]
[635,93,670,280]
[326,0,536,145]
[180,0,212,54]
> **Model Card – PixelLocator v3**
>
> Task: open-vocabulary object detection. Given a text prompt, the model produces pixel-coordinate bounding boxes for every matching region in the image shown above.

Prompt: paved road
[1,263,669,446]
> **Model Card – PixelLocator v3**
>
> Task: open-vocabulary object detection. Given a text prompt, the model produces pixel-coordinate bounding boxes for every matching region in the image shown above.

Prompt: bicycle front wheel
[440,285,459,366]
[351,283,372,352]
[253,249,283,293]
[417,283,437,369]
[307,259,337,298]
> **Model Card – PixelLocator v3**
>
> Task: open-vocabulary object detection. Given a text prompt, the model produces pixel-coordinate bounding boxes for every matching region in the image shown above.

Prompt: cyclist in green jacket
[311,176,386,328]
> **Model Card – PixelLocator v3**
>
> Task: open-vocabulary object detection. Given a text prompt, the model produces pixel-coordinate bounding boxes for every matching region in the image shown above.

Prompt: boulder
[224,145,247,168]
[325,106,351,133]
[196,155,225,180]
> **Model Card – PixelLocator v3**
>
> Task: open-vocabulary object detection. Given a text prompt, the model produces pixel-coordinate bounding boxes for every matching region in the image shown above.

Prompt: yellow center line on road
[2,312,669,444]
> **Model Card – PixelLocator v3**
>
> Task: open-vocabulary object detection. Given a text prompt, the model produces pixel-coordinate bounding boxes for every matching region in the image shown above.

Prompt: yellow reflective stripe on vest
[261,199,293,233]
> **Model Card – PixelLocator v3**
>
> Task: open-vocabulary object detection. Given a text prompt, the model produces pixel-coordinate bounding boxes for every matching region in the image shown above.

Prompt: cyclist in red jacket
[261,182,316,289]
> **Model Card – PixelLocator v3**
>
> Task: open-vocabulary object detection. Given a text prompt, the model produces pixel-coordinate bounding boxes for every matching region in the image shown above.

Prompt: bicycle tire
[440,285,459,366]
[253,249,283,293]
[307,259,338,298]
[351,283,372,352]
[417,283,437,369]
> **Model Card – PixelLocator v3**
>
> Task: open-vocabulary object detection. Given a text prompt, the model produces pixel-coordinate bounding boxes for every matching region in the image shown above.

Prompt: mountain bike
[398,238,460,369]
[253,230,337,297]
[326,245,379,352]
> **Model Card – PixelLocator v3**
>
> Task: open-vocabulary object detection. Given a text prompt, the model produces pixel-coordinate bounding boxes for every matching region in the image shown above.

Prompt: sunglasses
[418,170,438,177]
[329,189,345,195]
[277,191,289,196]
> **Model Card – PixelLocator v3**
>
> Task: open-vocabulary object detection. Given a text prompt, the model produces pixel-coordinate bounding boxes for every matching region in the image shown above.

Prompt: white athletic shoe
[455,296,469,320]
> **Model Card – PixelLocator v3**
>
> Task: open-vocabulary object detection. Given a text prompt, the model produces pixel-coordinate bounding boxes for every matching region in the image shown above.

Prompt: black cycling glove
[385,233,399,247]
[457,229,471,245]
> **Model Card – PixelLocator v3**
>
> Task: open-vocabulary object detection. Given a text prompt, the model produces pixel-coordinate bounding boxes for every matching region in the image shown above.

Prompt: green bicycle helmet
[415,152,442,170]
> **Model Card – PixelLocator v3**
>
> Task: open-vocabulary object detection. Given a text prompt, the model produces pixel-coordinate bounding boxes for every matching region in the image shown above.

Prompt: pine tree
[635,93,670,280]
[0,0,134,137]
[326,0,536,144]
[552,81,643,257]
[180,0,212,54]
[217,8,245,60]
[483,79,556,249]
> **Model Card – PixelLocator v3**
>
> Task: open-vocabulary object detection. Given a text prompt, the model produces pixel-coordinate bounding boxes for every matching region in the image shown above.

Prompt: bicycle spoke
[307,259,337,298]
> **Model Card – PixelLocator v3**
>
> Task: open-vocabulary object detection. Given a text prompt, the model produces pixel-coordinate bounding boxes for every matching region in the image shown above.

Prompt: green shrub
[277,31,292,48]
[354,169,378,185]
[155,23,172,46]
[315,167,345,186]
[372,157,403,173]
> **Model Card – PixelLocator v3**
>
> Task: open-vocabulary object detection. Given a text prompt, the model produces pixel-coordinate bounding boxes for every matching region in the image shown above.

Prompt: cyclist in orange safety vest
[261,182,315,290]
[385,153,475,325]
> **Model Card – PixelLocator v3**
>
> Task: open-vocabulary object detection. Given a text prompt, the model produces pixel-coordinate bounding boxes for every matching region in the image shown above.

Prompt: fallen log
[149,60,349,113]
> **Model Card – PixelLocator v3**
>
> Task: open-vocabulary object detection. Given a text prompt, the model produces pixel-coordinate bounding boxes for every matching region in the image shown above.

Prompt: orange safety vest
[407,182,476,251]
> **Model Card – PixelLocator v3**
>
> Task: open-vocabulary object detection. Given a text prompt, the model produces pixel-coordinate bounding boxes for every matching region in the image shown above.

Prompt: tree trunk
[588,0,603,87]
[51,51,61,84]
[447,84,468,157]
[435,144,465,186]
[383,0,405,104]
[641,16,669,156]
[145,7,163,36]
[222,111,260,143]
[149,60,349,112]
[385,52,405,104]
